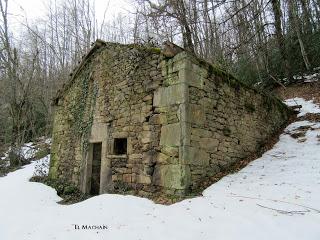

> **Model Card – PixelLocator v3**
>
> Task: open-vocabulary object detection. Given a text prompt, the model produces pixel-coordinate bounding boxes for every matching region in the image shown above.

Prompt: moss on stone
[195,56,259,94]
[195,55,292,117]
[148,47,161,54]
[124,43,162,55]
[244,103,256,113]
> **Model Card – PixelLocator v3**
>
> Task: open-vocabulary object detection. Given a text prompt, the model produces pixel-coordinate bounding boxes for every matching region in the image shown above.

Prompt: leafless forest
[1,0,320,162]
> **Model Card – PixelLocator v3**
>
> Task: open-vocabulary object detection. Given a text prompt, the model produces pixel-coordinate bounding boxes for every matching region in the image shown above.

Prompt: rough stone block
[191,128,212,138]
[178,62,206,89]
[89,123,108,142]
[181,146,209,166]
[160,123,181,147]
[199,138,219,151]
[153,84,186,107]
[112,132,128,138]
[161,145,179,157]
[152,164,190,189]
[149,114,167,125]
[188,104,205,124]
[141,131,152,143]
[123,174,132,183]
[155,152,169,164]
[128,154,142,163]
[143,95,153,101]
[131,113,144,123]
[137,175,152,184]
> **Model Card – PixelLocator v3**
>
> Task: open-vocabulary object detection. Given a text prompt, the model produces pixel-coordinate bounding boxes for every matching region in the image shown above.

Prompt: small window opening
[114,138,127,155]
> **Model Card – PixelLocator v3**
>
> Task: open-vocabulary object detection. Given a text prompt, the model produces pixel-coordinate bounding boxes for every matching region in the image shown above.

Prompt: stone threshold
[106,154,127,159]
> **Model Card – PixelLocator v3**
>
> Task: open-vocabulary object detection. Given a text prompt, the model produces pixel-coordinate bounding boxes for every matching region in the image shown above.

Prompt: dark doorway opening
[114,138,127,155]
[90,142,102,195]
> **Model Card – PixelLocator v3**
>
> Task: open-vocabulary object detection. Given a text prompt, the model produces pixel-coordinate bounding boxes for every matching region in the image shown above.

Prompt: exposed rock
[161,41,184,58]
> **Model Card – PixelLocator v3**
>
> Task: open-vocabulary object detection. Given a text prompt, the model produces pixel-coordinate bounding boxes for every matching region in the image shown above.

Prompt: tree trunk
[299,0,314,33]
[172,0,195,53]
[288,0,311,71]
[271,0,293,81]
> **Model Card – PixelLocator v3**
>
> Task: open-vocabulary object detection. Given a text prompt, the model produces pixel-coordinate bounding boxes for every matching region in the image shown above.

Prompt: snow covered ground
[0,99,320,240]
[285,97,320,117]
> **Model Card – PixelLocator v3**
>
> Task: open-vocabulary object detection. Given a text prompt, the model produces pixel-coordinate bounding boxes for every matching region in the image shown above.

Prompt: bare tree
[271,0,293,82]
[288,0,311,71]
[0,0,40,164]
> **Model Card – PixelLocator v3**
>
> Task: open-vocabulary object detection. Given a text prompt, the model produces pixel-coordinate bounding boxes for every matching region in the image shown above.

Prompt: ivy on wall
[69,63,98,152]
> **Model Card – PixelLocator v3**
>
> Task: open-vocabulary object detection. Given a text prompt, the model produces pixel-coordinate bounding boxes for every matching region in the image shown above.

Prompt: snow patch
[292,70,320,83]
[45,138,52,145]
[33,155,50,177]
[21,142,37,159]
[304,73,319,83]
[282,69,320,84]
[285,97,320,116]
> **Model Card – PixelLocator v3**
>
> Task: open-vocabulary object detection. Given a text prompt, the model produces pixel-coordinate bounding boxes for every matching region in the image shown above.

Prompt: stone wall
[50,42,183,197]
[182,55,291,189]
[50,41,292,198]
[156,52,292,192]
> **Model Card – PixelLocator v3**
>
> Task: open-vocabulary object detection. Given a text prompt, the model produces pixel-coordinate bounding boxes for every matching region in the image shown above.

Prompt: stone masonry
[49,40,292,198]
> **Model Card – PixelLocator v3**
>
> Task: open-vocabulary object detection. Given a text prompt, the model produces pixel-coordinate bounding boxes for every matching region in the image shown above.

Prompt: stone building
[49,39,292,198]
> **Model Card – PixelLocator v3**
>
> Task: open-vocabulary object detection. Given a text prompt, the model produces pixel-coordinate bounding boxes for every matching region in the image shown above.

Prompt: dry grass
[298,113,320,122]
[275,80,320,105]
